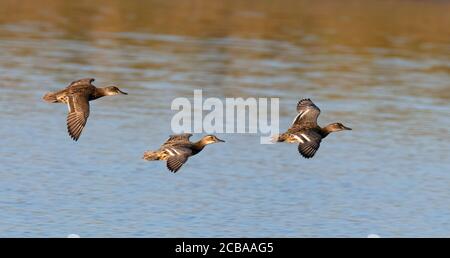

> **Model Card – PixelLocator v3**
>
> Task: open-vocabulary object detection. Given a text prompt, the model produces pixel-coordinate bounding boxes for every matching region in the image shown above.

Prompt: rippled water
[0,0,449,237]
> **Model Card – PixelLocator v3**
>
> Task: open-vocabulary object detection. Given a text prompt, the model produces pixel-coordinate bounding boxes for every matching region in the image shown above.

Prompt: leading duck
[43,78,127,141]
[275,98,351,158]
[143,133,225,173]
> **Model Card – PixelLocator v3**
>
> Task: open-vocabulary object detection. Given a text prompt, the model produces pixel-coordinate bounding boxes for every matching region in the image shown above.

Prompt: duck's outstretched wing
[66,93,90,141]
[291,98,321,126]
[295,131,322,158]
[67,78,95,88]
[163,133,193,145]
[163,146,192,173]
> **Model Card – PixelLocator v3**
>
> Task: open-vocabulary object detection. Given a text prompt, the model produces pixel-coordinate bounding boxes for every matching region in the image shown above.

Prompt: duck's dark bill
[118,89,128,95]
[343,126,352,130]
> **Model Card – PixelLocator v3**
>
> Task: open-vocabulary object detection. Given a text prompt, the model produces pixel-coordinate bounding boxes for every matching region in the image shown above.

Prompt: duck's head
[325,122,352,132]
[201,135,225,145]
[103,86,128,96]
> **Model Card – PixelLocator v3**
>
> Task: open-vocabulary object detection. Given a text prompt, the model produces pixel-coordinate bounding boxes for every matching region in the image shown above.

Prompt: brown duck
[43,78,127,141]
[143,133,225,173]
[275,98,352,158]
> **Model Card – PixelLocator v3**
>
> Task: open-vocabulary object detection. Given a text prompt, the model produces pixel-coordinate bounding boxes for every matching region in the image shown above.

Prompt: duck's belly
[159,152,170,160]
[284,136,301,143]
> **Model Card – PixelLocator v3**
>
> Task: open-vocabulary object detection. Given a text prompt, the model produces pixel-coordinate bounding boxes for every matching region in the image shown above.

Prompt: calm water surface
[0,0,449,237]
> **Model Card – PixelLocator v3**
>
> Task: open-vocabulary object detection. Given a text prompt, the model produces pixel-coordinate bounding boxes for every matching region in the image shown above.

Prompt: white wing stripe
[292,109,311,125]
[301,133,311,142]
[291,134,304,143]
[291,113,301,125]
[165,148,175,156]
[299,109,310,120]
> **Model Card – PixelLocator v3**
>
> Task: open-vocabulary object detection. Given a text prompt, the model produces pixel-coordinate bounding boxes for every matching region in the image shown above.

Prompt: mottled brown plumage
[275,98,351,158]
[143,133,225,173]
[43,78,127,141]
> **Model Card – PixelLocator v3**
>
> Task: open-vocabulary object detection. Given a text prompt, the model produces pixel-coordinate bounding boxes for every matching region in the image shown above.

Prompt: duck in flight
[274,98,352,158]
[143,133,225,173]
[43,78,127,141]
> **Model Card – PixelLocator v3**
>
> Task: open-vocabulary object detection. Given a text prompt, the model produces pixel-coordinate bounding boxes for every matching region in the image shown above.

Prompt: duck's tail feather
[270,134,279,143]
[271,133,285,143]
[143,151,160,161]
[43,92,58,103]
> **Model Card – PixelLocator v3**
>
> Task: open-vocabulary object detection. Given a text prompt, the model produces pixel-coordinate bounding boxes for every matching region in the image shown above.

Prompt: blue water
[0,1,450,237]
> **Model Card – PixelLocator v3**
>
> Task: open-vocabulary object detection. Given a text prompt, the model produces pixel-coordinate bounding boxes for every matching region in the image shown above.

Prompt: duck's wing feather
[163,146,192,173]
[163,133,193,145]
[66,93,90,141]
[295,130,322,158]
[291,98,321,126]
[67,78,95,88]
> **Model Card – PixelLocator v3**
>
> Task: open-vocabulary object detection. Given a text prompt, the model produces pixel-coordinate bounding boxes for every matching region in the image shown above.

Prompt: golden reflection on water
[0,0,448,101]
[0,0,449,45]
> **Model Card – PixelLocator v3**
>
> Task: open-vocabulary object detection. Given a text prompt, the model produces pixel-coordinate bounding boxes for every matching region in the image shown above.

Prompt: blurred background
[0,0,449,237]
